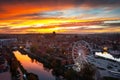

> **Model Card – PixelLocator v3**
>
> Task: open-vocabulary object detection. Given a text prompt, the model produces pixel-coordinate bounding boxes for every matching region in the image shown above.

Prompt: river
[13,51,55,80]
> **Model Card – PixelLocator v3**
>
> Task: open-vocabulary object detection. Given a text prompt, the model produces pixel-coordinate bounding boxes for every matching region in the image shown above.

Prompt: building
[0,38,17,48]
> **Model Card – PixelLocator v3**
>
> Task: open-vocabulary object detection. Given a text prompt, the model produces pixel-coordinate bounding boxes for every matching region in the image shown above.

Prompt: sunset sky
[0,0,120,34]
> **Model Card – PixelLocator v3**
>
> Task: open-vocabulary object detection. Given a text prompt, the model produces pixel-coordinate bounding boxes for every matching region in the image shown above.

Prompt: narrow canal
[13,51,55,80]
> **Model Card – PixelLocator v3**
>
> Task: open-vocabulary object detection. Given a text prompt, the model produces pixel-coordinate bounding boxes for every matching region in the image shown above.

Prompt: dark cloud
[10,21,24,25]
[0,8,6,13]
[0,27,10,29]
[0,0,120,20]
[16,13,40,17]
[74,0,85,5]
[41,11,63,17]
[77,27,105,30]
[0,13,41,20]
[102,23,120,27]
[13,11,63,18]
[0,0,39,4]
[88,0,119,5]
[107,23,120,26]
[75,0,120,7]
[0,0,120,7]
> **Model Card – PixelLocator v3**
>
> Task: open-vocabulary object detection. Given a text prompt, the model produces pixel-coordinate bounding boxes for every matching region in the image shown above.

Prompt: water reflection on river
[13,51,55,80]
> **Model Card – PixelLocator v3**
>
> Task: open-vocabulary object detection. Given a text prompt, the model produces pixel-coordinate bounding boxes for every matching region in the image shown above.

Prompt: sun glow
[0,0,120,34]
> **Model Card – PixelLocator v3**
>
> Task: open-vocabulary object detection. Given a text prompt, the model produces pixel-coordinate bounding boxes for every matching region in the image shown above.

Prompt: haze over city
[0,0,120,34]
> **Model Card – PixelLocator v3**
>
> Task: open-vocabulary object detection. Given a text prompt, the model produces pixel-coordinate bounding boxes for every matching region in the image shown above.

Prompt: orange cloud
[0,0,120,34]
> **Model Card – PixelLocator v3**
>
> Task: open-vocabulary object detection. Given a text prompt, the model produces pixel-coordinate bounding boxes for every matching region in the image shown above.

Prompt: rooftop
[0,71,11,80]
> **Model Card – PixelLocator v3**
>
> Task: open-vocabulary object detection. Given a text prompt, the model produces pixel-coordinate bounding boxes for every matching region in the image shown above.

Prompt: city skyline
[0,0,120,34]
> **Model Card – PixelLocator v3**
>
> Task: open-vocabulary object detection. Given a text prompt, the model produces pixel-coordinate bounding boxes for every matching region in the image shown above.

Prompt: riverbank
[18,48,100,80]
[14,50,56,80]
[0,47,12,80]
[12,50,39,80]
[1,47,39,80]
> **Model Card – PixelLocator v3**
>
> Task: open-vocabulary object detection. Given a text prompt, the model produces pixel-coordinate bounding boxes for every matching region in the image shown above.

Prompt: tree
[30,45,38,53]
[79,63,96,80]
[27,73,39,80]
[64,68,78,80]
